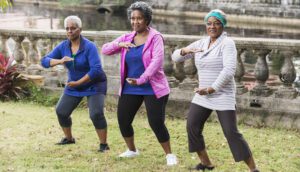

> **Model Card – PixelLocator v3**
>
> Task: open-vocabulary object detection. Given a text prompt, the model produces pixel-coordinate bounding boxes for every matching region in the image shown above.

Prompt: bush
[23,85,60,106]
[0,53,29,101]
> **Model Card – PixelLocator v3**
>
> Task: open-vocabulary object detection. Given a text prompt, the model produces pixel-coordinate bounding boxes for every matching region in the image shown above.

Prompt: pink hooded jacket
[101,27,170,99]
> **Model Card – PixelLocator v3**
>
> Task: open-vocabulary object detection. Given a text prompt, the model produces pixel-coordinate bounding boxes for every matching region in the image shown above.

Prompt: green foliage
[0,0,11,12]
[0,53,29,101]
[23,85,60,106]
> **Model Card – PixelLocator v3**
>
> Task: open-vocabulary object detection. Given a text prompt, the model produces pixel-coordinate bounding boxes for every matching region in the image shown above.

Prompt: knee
[186,118,199,130]
[223,128,241,139]
[90,110,104,122]
[56,107,69,118]
[148,118,164,131]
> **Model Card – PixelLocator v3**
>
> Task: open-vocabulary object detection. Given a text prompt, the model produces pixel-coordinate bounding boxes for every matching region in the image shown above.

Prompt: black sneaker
[98,143,110,152]
[55,137,75,145]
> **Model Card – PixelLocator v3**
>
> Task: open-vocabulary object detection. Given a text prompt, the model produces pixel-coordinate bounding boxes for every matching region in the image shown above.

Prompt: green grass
[0,102,299,172]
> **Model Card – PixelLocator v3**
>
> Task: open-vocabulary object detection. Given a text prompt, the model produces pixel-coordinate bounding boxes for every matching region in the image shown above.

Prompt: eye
[66,27,78,31]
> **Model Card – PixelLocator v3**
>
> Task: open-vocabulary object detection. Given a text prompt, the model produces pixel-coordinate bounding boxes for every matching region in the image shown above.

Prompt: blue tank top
[122,44,154,95]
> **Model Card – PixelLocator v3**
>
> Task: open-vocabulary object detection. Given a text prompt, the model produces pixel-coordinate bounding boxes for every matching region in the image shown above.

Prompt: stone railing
[152,0,300,18]
[0,28,299,130]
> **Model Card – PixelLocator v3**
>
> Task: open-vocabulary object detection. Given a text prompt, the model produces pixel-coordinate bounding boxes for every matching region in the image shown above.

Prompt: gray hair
[127,1,152,26]
[64,16,82,28]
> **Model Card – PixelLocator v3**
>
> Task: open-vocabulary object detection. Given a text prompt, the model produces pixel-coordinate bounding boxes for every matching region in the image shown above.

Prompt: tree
[0,0,11,11]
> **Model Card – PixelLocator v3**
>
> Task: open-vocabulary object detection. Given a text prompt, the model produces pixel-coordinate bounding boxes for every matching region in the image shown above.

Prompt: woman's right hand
[118,42,136,50]
[60,56,73,64]
[180,47,203,56]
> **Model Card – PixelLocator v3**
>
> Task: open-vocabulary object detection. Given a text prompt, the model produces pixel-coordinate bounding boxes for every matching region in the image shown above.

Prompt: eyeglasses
[65,27,78,32]
[206,22,222,27]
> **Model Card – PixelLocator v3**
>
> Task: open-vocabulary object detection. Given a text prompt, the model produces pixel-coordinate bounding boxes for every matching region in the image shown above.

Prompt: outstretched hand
[194,87,215,95]
[126,78,137,85]
[180,48,203,56]
[118,42,136,50]
[60,56,73,64]
[67,81,80,87]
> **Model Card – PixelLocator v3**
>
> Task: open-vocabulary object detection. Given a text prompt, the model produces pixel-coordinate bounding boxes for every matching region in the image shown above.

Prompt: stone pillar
[275,50,297,99]
[22,39,30,66]
[164,44,179,88]
[27,36,43,75]
[12,36,26,72]
[235,49,248,94]
[250,49,272,96]
[178,57,198,90]
[0,34,9,58]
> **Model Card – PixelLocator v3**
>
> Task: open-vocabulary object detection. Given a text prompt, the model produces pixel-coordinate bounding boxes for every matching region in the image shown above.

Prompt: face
[206,17,223,40]
[65,20,81,41]
[130,10,148,32]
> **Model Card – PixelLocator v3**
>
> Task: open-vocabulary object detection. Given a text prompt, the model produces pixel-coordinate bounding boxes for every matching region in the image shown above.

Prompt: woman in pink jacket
[101,1,177,166]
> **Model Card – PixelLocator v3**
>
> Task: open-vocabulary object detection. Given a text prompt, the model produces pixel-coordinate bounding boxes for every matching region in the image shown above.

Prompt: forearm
[50,59,63,67]
[76,74,91,85]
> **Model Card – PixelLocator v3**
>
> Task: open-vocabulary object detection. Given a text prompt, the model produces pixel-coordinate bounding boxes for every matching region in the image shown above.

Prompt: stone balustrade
[0,28,299,130]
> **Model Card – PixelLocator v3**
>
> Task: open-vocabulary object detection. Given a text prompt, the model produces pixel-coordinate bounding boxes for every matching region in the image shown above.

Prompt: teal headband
[204,11,227,27]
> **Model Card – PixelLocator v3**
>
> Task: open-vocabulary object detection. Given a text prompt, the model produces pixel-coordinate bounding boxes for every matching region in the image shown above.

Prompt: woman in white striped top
[172,9,259,172]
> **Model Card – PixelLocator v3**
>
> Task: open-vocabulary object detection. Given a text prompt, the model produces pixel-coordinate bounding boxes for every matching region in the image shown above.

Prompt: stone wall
[0,28,299,130]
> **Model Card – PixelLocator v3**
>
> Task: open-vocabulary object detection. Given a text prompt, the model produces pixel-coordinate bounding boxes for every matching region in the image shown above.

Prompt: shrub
[23,85,60,106]
[0,53,29,101]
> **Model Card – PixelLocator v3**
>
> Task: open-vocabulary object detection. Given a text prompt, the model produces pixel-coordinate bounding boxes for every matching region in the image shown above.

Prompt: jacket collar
[202,32,227,56]
[67,35,85,54]
[127,27,162,53]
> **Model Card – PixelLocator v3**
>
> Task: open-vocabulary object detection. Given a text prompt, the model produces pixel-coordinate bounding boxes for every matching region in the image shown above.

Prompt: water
[1,3,300,39]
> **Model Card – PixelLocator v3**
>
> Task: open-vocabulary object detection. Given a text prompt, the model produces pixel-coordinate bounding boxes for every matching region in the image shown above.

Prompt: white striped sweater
[172,32,237,110]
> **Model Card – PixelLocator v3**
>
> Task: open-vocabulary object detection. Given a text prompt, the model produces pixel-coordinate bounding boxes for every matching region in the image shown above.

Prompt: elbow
[101,48,109,55]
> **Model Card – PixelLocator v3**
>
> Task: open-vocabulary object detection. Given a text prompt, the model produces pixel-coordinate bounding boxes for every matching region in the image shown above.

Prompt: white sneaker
[166,154,178,166]
[119,149,140,158]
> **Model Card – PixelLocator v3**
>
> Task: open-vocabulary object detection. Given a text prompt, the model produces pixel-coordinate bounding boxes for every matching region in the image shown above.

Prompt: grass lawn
[0,102,299,172]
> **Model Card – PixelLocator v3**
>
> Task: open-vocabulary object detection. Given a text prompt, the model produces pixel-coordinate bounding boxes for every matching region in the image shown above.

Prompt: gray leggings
[55,93,107,129]
[187,103,252,162]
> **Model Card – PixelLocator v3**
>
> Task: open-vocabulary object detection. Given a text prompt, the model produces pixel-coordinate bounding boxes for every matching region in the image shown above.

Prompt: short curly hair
[64,16,82,28]
[127,1,152,26]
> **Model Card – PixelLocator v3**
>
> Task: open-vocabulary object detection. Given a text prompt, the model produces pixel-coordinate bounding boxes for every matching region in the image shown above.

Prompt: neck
[210,39,216,43]
[71,37,80,46]
[136,28,149,37]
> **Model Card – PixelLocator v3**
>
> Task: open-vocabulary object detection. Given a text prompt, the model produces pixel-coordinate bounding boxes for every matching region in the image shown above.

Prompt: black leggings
[117,94,170,143]
[187,103,252,162]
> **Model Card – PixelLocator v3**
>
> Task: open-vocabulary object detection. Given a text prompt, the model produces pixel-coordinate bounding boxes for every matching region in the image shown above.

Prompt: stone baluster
[22,39,30,66]
[27,36,43,75]
[250,49,272,96]
[41,38,61,87]
[275,50,298,99]
[235,49,248,94]
[12,36,26,72]
[281,0,288,6]
[38,39,48,58]
[164,44,179,88]
[178,56,198,90]
[0,34,9,58]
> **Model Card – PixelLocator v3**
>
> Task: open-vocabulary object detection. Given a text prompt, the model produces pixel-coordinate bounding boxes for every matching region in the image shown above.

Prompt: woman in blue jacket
[41,16,109,152]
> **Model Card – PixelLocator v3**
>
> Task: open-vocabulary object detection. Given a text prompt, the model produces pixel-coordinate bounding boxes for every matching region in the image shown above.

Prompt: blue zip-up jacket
[41,36,107,97]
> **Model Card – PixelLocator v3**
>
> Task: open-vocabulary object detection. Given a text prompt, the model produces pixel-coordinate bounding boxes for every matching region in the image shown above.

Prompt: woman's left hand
[194,87,215,95]
[126,78,137,85]
[67,81,81,87]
